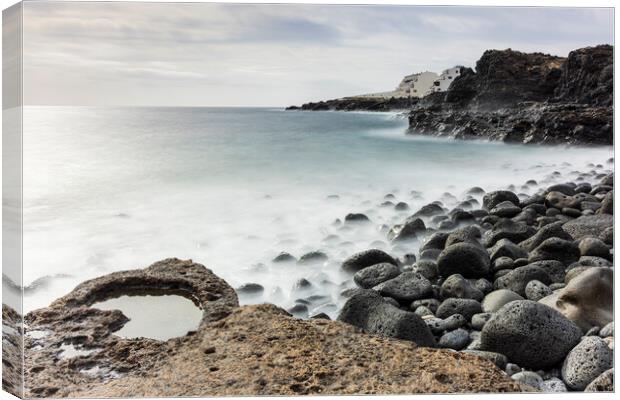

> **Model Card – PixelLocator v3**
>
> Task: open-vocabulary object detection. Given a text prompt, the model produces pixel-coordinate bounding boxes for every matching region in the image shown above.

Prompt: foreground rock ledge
[23,258,523,397]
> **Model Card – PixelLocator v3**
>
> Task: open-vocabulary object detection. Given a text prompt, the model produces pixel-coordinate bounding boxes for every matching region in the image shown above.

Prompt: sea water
[17,106,613,320]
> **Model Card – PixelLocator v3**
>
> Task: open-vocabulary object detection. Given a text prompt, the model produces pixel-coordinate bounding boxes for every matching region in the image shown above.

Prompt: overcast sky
[22,2,613,106]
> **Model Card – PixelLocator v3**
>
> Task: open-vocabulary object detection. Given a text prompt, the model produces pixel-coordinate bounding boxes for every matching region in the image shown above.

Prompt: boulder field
[337,169,614,392]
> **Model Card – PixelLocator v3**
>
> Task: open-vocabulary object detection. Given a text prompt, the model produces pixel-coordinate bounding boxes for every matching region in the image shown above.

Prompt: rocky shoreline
[287,45,613,145]
[4,160,614,397]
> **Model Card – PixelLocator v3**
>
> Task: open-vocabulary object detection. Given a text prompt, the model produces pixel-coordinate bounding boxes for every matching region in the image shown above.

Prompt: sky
[21,2,614,107]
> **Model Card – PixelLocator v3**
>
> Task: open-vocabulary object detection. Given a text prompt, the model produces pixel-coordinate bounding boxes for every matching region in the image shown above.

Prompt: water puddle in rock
[92,294,203,341]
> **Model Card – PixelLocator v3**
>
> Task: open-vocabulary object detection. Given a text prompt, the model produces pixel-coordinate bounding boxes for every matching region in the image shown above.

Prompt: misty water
[21,106,612,321]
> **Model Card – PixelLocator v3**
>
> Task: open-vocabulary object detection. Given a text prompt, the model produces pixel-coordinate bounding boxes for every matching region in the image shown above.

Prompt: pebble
[474,278,493,294]
[412,260,439,280]
[505,363,521,376]
[436,298,482,320]
[540,377,568,392]
[438,328,471,350]
[584,368,614,392]
[599,321,613,337]
[425,314,467,334]
[297,251,328,265]
[353,263,400,289]
[337,290,435,347]
[272,252,297,263]
[471,313,492,330]
[481,289,523,313]
[524,280,553,301]
[375,272,433,302]
[440,274,484,301]
[341,249,397,273]
[562,336,614,390]
[511,371,543,389]
[578,237,611,259]
[236,283,265,294]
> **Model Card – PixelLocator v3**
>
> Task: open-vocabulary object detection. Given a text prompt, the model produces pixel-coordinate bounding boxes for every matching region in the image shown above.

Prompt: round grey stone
[341,249,397,273]
[511,371,543,389]
[525,280,553,301]
[599,321,613,337]
[490,201,522,218]
[437,242,490,278]
[493,256,515,271]
[578,237,610,259]
[375,271,432,302]
[584,368,614,392]
[481,300,582,369]
[482,289,524,313]
[483,190,519,210]
[505,363,521,376]
[412,260,439,280]
[436,298,482,320]
[438,328,470,350]
[471,312,493,330]
[425,314,467,334]
[414,305,434,317]
[440,274,484,301]
[562,336,614,390]
[540,378,568,392]
[337,290,435,347]
[474,278,493,294]
[353,262,400,289]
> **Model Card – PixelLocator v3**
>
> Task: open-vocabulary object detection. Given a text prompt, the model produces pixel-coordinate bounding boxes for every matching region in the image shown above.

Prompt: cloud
[21,2,614,106]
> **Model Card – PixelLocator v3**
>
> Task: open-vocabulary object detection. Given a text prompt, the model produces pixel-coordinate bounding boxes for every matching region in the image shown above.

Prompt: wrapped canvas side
[2,2,24,399]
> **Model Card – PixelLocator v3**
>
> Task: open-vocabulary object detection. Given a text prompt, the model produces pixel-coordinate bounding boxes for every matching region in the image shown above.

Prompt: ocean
[19,106,613,320]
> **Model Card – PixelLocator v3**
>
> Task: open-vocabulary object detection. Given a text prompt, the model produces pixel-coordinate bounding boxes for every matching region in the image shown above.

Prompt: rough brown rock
[67,304,524,397]
[2,304,23,398]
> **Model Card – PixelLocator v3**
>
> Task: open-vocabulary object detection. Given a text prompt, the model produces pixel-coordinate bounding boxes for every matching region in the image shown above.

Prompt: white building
[351,71,439,99]
[394,71,439,98]
[429,66,464,93]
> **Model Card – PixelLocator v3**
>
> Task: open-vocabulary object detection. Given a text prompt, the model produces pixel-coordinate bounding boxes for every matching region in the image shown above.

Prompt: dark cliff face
[553,45,613,107]
[409,45,613,145]
[431,49,565,109]
[472,49,565,107]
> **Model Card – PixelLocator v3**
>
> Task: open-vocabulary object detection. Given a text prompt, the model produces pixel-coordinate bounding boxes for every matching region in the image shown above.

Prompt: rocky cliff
[288,45,613,145]
[408,45,613,145]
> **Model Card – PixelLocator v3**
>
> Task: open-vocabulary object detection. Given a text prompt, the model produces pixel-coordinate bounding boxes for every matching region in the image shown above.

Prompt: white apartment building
[353,71,439,99]
[394,71,439,98]
[429,66,464,93]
